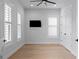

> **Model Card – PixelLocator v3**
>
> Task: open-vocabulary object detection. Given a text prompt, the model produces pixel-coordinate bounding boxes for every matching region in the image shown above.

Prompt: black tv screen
[30,20,41,27]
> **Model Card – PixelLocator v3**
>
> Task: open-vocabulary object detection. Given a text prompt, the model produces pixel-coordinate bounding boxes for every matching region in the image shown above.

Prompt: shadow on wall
[0,55,2,59]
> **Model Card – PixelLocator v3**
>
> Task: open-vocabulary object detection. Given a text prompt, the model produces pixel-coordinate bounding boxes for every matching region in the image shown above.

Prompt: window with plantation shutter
[4,4,12,43]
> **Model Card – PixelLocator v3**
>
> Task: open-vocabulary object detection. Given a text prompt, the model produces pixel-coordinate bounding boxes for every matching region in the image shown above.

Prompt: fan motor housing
[42,0,47,1]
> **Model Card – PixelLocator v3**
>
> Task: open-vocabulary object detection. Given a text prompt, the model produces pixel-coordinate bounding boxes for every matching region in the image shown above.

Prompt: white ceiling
[18,0,74,8]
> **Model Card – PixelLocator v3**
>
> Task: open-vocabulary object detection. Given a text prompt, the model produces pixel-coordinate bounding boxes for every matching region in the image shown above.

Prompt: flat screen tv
[30,20,41,27]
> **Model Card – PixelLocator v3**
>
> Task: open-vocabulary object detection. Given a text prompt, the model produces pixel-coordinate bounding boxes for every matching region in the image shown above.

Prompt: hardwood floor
[8,44,76,59]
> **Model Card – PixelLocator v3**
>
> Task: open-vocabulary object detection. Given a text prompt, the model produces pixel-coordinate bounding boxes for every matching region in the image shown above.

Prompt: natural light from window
[17,13,21,39]
[4,4,12,42]
[48,17,57,36]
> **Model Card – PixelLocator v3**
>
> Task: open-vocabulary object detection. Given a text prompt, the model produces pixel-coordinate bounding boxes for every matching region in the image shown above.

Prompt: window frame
[17,12,21,39]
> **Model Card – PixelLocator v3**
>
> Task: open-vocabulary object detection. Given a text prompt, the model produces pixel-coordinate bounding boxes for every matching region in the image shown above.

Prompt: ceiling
[18,0,74,8]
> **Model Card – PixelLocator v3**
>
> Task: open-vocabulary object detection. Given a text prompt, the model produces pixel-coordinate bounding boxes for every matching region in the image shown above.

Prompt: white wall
[0,0,4,57]
[2,0,25,59]
[24,8,61,44]
[60,0,78,57]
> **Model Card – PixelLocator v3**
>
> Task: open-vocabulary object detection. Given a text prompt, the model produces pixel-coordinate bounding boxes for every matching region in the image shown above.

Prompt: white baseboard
[60,42,77,58]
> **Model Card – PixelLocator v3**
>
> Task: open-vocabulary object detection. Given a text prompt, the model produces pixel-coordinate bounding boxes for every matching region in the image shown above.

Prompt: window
[48,17,57,36]
[4,4,12,42]
[17,13,21,39]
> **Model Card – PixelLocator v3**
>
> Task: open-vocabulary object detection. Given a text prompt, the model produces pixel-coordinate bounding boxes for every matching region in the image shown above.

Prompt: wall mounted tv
[30,20,41,27]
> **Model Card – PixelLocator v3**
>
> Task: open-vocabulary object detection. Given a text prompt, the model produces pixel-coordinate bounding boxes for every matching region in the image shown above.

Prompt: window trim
[17,12,21,39]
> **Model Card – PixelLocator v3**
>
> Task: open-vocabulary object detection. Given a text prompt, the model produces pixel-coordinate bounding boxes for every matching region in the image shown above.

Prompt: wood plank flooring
[8,44,76,59]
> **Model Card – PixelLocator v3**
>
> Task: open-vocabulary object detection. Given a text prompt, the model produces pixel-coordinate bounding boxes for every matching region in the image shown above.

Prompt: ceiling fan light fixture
[30,4,34,6]
[54,4,56,6]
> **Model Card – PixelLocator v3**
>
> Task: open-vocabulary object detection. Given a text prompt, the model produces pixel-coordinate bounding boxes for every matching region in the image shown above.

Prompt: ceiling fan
[30,0,56,6]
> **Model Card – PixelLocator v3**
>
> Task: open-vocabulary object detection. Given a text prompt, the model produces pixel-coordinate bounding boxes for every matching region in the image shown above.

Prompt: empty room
[0,0,78,59]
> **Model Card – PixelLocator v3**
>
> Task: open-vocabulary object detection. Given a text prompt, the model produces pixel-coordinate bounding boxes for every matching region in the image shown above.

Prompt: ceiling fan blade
[37,1,43,6]
[46,1,56,4]
[44,2,47,6]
